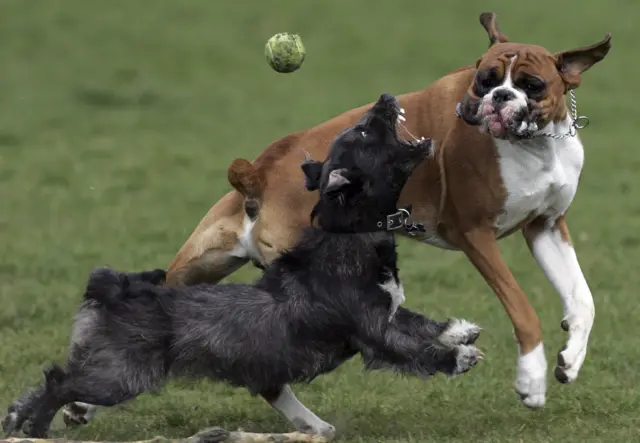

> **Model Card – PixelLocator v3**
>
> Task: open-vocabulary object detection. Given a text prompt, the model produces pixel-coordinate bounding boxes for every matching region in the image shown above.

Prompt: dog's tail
[83,267,129,306]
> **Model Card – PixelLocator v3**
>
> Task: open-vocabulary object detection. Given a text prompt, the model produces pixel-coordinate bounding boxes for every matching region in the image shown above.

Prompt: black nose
[492,88,515,104]
[374,93,399,112]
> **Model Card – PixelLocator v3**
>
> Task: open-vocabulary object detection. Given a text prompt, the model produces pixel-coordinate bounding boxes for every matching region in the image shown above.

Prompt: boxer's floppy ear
[479,12,509,47]
[555,33,612,90]
[301,153,324,191]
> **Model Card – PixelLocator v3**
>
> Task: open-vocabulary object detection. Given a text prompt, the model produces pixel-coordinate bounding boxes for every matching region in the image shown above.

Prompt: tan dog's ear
[555,33,612,90]
[479,12,509,47]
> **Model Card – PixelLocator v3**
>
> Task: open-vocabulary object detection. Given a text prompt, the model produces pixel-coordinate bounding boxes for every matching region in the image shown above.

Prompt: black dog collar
[314,205,426,235]
[374,206,426,236]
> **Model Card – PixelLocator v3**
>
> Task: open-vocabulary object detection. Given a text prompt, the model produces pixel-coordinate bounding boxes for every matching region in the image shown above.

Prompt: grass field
[1,1,639,442]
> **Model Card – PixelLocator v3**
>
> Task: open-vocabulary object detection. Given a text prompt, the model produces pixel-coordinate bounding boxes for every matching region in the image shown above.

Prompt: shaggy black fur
[3,93,483,439]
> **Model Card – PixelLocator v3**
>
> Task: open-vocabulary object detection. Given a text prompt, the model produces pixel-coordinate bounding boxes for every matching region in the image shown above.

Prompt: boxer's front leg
[458,227,547,409]
[523,216,595,384]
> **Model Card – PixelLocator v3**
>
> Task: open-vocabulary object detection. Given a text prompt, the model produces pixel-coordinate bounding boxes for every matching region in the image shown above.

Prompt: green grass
[1,0,639,442]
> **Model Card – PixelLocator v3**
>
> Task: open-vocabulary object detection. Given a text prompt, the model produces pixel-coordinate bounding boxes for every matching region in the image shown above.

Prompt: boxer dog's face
[457,13,611,140]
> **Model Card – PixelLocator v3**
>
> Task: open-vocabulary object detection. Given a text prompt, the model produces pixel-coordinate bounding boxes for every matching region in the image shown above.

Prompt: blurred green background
[1,1,639,442]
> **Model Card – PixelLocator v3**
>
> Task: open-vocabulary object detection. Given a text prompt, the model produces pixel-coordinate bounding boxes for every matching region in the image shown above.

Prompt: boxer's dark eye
[518,75,546,95]
[481,75,500,89]
[474,68,501,95]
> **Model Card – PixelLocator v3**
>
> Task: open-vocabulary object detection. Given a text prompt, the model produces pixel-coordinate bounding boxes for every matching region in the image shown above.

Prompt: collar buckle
[384,207,426,236]
[386,209,408,231]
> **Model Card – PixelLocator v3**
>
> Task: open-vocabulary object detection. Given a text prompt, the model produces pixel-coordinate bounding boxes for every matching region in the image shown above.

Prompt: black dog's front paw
[434,319,484,377]
[2,405,30,437]
[451,344,484,375]
[2,411,18,436]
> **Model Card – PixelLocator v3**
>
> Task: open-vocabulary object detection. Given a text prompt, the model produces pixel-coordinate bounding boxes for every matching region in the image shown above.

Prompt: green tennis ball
[265,32,306,73]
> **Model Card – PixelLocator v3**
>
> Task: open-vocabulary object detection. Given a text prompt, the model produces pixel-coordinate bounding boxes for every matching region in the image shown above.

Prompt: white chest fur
[494,120,585,236]
[379,275,405,321]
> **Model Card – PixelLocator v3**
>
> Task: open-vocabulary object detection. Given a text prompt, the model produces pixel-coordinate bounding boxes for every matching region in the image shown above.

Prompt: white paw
[1,412,19,435]
[555,308,593,384]
[293,419,336,440]
[439,318,482,348]
[452,344,484,375]
[317,424,337,440]
[514,343,547,409]
[62,403,96,427]
[555,343,587,384]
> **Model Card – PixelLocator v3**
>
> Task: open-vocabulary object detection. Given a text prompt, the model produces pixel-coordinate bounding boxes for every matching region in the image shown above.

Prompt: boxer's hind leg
[166,190,252,286]
[523,216,595,384]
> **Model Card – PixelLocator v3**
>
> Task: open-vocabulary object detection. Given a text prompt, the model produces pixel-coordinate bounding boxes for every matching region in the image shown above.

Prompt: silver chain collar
[535,89,590,140]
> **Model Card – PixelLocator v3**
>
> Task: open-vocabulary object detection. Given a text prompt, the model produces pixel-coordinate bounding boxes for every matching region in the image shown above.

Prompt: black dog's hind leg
[355,307,483,378]
[261,385,336,439]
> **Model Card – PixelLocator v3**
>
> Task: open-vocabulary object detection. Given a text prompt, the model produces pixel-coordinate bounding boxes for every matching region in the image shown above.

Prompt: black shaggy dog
[3,93,484,440]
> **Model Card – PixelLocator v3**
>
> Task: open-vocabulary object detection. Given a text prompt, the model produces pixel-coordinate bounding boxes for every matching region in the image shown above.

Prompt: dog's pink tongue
[488,116,504,136]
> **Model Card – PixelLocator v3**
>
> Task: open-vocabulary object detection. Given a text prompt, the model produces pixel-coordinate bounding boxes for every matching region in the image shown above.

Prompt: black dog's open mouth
[352,93,433,161]
[368,93,431,149]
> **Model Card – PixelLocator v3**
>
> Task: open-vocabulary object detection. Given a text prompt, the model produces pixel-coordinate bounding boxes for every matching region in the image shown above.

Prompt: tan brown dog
[165,13,611,409]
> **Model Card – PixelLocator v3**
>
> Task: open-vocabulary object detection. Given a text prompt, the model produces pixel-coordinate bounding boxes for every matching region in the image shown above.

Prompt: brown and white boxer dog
[163,13,611,409]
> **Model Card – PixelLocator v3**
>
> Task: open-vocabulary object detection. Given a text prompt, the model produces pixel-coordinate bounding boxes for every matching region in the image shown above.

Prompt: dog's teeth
[398,115,406,122]
[399,107,406,114]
